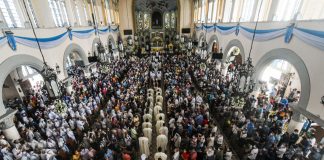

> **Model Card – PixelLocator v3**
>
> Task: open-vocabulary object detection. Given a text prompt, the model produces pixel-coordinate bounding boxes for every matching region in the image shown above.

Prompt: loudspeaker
[88,56,98,62]
[213,53,223,59]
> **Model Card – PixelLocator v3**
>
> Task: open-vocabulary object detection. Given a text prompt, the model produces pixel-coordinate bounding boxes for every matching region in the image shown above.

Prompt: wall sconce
[55,63,60,74]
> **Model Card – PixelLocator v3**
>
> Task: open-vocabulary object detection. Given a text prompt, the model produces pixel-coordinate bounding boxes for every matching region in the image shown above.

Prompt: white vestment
[156,120,165,133]
[159,126,168,137]
[142,122,152,129]
[154,106,162,118]
[143,128,153,145]
[139,137,150,156]
[143,114,152,123]
[154,152,167,160]
[156,134,168,152]
[155,113,165,122]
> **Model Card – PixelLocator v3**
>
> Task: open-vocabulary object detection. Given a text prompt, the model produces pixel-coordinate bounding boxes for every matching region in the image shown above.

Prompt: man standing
[139,136,150,157]
[157,134,168,152]
[154,147,167,160]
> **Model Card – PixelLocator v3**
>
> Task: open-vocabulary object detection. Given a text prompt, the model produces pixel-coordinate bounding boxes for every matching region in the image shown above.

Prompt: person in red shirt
[181,149,190,160]
[122,152,131,160]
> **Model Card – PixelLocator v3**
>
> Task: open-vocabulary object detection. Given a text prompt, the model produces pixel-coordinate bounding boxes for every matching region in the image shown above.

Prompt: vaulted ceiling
[134,0,177,12]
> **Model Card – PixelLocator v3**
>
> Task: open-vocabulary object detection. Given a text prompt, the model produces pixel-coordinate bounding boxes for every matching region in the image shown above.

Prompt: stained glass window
[143,13,150,30]
[165,13,170,28]
[136,12,143,30]
[171,12,175,28]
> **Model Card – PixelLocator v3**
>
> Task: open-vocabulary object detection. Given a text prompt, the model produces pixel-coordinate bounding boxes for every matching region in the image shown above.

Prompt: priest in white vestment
[154,150,167,160]
[159,124,168,137]
[155,113,165,122]
[139,137,150,156]
[143,114,152,123]
[143,128,153,145]
[156,120,165,133]
[142,121,152,129]
[154,106,162,118]
[156,134,168,152]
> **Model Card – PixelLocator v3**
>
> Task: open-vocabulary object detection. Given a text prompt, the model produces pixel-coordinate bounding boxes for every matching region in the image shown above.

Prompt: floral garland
[54,100,67,115]
[231,96,246,109]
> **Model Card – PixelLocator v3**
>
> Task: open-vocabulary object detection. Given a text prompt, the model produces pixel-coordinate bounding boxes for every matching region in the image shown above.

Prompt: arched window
[73,0,82,26]
[194,0,198,23]
[211,0,218,22]
[0,0,22,28]
[223,0,233,22]
[298,0,324,20]
[241,0,255,22]
[200,0,207,23]
[48,0,70,27]
[231,0,243,22]
[26,0,39,27]
[273,0,302,21]
[254,0,272,21]
[207,0,218,23]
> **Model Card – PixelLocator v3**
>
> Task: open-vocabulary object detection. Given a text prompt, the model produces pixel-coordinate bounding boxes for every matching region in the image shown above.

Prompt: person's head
[158,147,162,152]
[294,129,299,134]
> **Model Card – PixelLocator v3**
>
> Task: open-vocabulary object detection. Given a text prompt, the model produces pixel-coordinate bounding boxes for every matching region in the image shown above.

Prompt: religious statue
[212,42,219,53]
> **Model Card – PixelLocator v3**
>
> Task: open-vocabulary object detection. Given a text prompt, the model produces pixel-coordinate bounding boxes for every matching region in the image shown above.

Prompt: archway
[92,38,101,57]
[198,32,205,48]
[253,48,310,110]
[3,65,44,108]
[223,39,245,62]
[0,55,44,113]
[63,43,89,77]
[258,59,301,101]
[222,40,245,76]
[108,35,116,51]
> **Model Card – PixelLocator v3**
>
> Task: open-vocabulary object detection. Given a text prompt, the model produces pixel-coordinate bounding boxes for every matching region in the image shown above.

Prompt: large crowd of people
[190,50,324,160]
[0,46,323,160]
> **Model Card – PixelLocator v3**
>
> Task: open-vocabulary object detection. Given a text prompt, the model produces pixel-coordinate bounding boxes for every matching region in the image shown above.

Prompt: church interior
[0,0,323,159]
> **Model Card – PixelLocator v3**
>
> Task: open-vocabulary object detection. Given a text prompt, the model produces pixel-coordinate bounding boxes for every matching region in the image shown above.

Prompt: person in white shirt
[276,144,287,159]
[247,145,259,160]
[172,148,180,160]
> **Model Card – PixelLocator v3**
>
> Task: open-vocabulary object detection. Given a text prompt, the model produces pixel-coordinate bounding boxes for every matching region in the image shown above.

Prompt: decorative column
[0,109,20,141]
[287,112,304,134]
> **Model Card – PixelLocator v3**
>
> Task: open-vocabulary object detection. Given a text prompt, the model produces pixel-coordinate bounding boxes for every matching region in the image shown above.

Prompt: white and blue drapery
[15,32,68,49]
[72,29,95,39]
[240,26,286,41]
[293,27,324,51]
[196,23,324,51]
[99,26,119,34]
[0,26,119,50]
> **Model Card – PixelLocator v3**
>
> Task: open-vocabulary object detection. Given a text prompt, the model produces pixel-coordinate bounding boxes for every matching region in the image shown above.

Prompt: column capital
[0,108,17,130]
